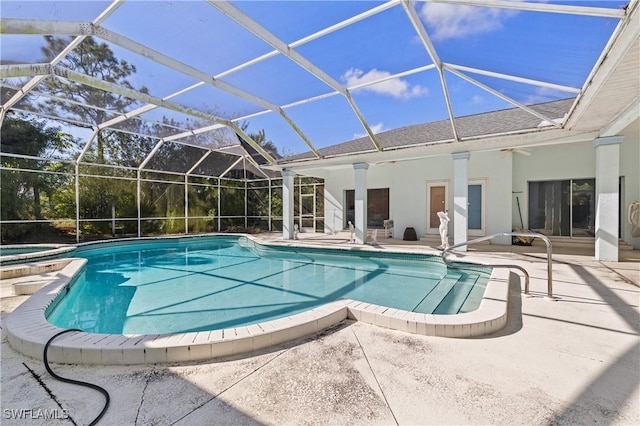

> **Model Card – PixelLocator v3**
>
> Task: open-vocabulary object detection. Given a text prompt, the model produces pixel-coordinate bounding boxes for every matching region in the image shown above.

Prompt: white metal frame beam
[3,62,277,163]
[444,64,581,95]
[139,140,165,171]
[402,0,611,132]
[0,79,192,133]
[5,85,191,135]
[0,0,122,117]
[401,0,459,142]
[240,150,271,180]
[219,157,244,180]
[0,18,320,160]
[8,107,96,129]
[216,0,400,79]
[209,0,384,152]
[444,67,563,128]
[3,64,219,123]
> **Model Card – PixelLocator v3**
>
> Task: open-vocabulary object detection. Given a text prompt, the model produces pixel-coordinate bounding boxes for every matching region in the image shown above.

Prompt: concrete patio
[1,233,638,425]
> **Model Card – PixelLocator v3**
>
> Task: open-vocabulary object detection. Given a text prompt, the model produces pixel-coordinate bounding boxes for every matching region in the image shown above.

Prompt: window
[345,188,389,228]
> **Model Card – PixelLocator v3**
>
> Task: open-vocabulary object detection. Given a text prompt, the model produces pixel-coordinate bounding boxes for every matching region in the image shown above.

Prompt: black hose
[43,329,110,426]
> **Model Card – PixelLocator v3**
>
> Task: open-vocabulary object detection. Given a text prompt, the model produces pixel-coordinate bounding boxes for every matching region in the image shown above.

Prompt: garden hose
[43,329,110,426]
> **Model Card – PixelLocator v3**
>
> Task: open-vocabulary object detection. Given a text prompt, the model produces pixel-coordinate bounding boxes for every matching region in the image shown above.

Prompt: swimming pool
[46,236,490,335]
[6,234,510,364]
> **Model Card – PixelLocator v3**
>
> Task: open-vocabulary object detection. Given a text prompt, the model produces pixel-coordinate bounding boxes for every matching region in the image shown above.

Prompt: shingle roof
[281,98,575,163]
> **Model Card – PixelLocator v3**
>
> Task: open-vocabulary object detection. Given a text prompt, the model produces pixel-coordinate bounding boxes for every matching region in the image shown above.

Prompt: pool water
[0,244,75,265]
[46,236,490,334]
[0,247,49,256]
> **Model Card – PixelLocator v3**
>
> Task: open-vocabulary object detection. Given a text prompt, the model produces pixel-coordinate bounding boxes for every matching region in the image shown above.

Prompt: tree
[239,123,282,160]
[0,112,76,241]
[40,36,149,163]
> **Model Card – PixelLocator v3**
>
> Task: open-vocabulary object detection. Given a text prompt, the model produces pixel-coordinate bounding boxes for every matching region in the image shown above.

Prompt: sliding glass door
[528,179,595,237]
[571,179,596,237]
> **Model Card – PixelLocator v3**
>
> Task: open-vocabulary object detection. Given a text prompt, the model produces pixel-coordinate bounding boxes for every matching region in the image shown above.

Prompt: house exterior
[272,5,640,262]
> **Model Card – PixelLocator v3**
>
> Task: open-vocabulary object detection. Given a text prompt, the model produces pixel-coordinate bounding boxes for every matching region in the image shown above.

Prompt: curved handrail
[441,232,553,299]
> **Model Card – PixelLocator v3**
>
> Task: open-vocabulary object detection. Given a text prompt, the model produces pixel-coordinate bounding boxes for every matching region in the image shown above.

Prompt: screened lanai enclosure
[0,134,325,242]
[0,0,635,245]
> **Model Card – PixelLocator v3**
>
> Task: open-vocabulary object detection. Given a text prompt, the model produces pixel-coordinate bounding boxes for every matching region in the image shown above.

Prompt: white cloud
[369,122,385,134]
[470,94,484,104]
[354,122,385,139]
[341,68,429,101]
[524,86,562,105]
[420,3,516,41]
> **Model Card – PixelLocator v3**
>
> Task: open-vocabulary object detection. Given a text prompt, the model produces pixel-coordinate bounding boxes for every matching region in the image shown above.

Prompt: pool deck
[1,232,638,425]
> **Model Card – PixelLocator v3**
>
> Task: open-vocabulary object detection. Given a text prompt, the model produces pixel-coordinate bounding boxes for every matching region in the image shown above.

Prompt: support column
[594,136,622,261]
[452,152,470,251]
[353,163,369,244]
[282,170,295,240]
[185,175,189,234]
[137,169,141,238]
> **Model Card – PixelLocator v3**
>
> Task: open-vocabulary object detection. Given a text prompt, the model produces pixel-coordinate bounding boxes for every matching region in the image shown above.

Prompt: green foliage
[220,187,245,217]
[188,184,218,218]
[270,187,283,217]
[247,188,270,217]
[0,113,77,242]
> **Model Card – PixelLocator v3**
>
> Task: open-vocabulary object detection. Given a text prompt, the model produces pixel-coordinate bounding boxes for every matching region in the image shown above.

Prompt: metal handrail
[441,232,553,299]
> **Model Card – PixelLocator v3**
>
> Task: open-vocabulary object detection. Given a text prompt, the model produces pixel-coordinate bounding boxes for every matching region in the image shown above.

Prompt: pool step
[457,275,487,313]
[433,274,480,314]
[412,273,482,314]
[412,276,460,313]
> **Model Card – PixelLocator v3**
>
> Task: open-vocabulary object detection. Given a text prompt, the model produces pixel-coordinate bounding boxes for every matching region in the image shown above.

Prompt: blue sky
[0,0,627,155]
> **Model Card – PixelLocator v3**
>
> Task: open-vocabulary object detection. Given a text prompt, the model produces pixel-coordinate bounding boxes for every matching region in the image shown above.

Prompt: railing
[441,232,554,299]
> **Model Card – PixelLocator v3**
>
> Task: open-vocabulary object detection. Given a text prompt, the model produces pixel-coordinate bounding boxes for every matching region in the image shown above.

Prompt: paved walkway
[1,234,638,425]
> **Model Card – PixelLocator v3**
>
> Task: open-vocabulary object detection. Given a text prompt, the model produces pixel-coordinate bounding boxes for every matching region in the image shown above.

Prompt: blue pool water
[1,247,49,255]
[46,236,490,334]
[0,244,75,265]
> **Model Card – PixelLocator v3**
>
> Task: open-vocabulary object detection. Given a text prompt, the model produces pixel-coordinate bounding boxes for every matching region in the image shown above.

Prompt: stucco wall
[317,151,513,243]
[310,131,638,247]
[321,168,352,234]
[471,151,513,244]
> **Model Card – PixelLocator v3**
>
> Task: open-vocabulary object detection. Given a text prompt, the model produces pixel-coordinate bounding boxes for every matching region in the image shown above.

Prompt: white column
[594,136,622,261]
[452,152,470,251]
[282,170,295,240]
[353,163,369,245]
